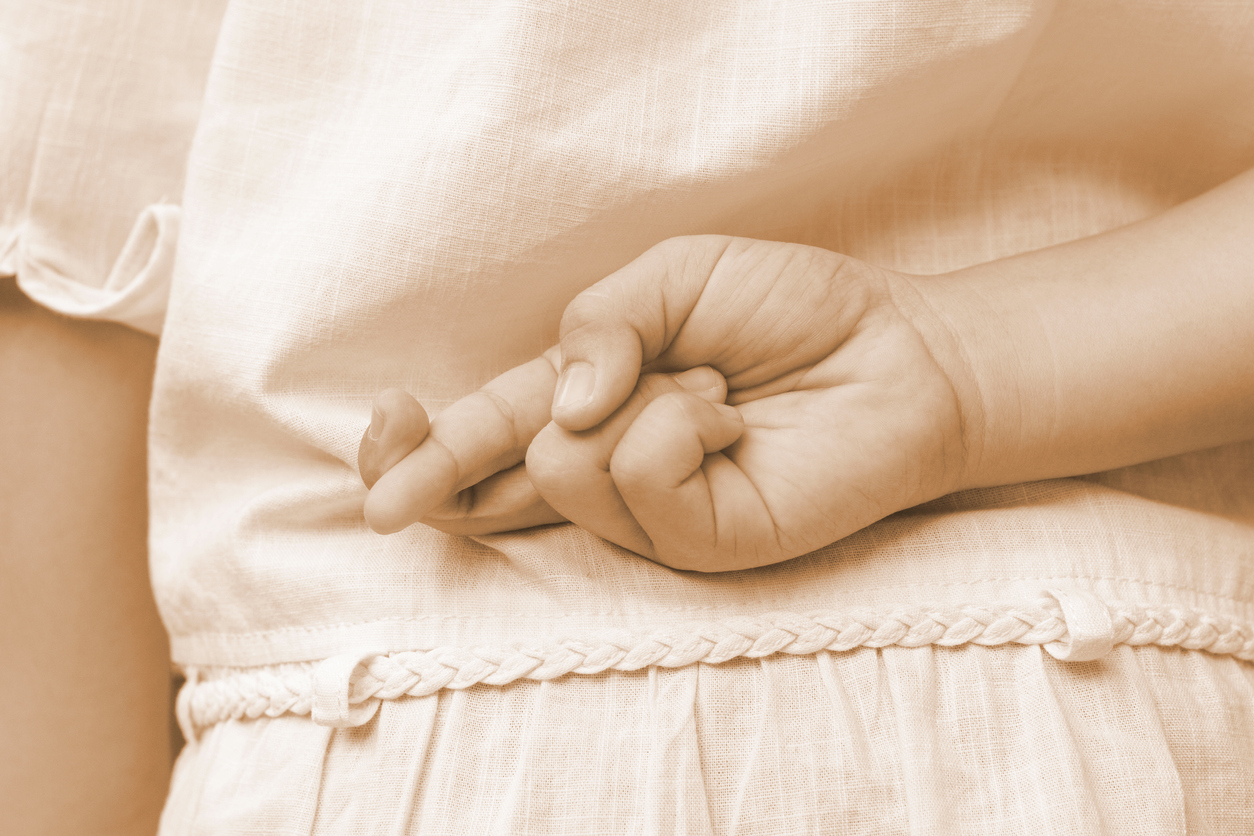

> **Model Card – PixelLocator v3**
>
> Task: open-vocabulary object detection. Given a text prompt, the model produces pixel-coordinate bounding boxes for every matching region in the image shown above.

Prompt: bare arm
[0,280,170,834]
[899,166,1254,491]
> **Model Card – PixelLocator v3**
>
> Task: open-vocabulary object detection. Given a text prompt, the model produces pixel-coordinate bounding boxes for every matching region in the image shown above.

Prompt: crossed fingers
[359,350,733,541]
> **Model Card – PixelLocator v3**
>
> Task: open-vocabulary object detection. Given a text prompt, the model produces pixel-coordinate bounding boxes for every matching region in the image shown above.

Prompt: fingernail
[712,402,743,423]
[554,362,596,410]
[368,405,386,441]
[674,366,720,391]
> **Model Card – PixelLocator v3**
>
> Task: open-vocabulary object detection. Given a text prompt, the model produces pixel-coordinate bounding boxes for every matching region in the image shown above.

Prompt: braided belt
[176,589,1254,737]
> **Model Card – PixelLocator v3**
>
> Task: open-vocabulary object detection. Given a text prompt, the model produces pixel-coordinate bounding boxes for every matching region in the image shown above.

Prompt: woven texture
[7,0,1247,670]
[0,0,223,333]
[166,644,1254,835]
[182,597,1254,733]
[147,0,1254,669]
[7,0,1254,832]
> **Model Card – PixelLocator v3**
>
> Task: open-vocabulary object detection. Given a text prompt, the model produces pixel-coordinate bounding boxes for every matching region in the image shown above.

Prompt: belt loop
[1043,588,1116,662]
[311,649,384,728]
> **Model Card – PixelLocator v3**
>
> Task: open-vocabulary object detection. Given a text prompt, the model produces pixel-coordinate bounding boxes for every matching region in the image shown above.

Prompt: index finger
[364,349,560,534]
[551,236,732,431]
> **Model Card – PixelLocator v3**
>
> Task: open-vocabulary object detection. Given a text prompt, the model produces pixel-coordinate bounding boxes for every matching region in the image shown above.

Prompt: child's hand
[367,165,1254,571]
[360,235,970,572]
[527,167,1254,571]
[358,352,564,536]
[358,349,732,536]
[523,235,969,571]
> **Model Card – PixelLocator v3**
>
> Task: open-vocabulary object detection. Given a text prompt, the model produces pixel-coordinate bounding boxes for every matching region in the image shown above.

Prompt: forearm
[899,167,1254,490]
[0,281,170,834]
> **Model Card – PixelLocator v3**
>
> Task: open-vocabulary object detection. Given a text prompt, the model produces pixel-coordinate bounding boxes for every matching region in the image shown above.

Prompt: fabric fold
[13,203,180,335]
[308,696,442,835]
[162,645,1254,835]
[643,666,712,836]
[1043,587,1117,661]
[311,649,385,729]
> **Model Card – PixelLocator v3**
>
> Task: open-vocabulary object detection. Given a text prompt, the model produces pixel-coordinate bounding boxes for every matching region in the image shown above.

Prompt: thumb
[551,235,731,431]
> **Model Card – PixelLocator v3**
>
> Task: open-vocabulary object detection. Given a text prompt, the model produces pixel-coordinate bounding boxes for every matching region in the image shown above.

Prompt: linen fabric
[162,648,1254,835]
[5,0,1254,833]
[0,0,222,334]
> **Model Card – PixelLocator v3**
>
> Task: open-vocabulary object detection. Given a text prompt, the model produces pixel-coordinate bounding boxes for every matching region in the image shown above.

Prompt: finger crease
[479,389,523,453]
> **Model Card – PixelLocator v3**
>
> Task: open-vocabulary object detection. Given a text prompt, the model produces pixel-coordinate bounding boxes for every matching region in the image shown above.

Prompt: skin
[0,279,171,835]
[361,165,1254,572]
[7,166,1251,827]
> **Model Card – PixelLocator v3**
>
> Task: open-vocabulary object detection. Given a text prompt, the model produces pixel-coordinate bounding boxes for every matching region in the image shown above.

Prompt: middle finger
[526,365,727,556]
[365,350,560,533]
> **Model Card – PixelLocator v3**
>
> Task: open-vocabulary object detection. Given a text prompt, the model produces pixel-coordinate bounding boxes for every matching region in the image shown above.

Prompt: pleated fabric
[6,1,1254,831]
[162,646,1254,836]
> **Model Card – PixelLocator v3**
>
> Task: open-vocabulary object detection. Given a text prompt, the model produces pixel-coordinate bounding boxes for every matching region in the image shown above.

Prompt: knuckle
[663,234,733,273]
[609,393,705,488]
[652,234,721,259]
[608,440,661,489]
[650,235,692,260]
[541,344,563,373]
[559,293,615,336]
[652,390,703,422]
[524,425,580,494]
[463,390,519,450]
[634,372,682,401]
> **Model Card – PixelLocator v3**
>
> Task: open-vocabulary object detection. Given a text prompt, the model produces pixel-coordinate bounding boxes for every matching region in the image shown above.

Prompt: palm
[364,236,965,573]
[530,237,966,571]
[721,362,958,565]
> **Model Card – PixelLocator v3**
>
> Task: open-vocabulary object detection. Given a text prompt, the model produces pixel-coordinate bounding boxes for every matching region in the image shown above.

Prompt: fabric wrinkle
[641,666,712,836]
[815,651,875,775]
[8,0,1254,832]
[164,643,1254,835]
[176,596,1254,734]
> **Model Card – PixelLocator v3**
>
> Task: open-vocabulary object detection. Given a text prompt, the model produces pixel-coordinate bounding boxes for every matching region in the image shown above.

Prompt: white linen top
[5,0,1254,699]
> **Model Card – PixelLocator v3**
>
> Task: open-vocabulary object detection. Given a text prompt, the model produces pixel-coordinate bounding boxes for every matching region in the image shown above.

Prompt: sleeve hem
[11,203,180,337]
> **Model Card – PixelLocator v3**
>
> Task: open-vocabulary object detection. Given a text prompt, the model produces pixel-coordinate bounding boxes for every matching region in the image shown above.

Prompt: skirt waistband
[176,589,1254,741]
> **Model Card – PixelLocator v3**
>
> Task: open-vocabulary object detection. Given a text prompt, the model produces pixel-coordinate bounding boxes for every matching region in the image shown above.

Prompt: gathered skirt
[160,643,1254,835]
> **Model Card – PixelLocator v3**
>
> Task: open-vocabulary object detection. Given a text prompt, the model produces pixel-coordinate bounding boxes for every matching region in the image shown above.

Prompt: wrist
[891,166,1254,492]
[887,264,1053,493]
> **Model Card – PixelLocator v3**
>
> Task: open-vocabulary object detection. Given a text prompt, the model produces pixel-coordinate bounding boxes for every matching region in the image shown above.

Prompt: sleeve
[0,0,229,336]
